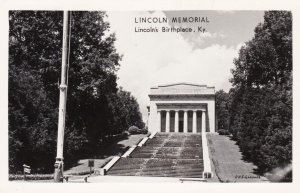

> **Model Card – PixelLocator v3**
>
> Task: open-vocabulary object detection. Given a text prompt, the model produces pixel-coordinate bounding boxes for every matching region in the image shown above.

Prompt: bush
[128,126,148,135]
[218,129,229,135]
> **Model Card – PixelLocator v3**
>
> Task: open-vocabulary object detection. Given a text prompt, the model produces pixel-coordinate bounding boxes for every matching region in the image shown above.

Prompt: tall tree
[9,11,62,173]
[107,87,145,134]
[229,11,292,174]
[215,90,230,132]
[231,11,292,88]
[9,11,143,173]
[64,11,122,154]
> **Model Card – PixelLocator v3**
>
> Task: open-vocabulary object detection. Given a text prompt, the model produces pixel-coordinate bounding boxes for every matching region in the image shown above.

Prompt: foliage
[215,90,230,132]
[218,129,229,136]
[9,11,144,174]
[107,88,145,135]
[9,11,62,174]
[229,11,292,174]
[128,126,148,135]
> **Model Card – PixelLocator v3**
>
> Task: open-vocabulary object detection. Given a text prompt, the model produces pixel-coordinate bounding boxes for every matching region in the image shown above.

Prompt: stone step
[108,168,203,175]
[109,159,204,171]
[145,143,202,147]
[109,166,203,172]
[131,149,203,155]
[130,155,203,159]
[131,151,203,155]
[106,132,204,178]
[108,170,203,178]
[155,133,202,136]
[147,138,202,141]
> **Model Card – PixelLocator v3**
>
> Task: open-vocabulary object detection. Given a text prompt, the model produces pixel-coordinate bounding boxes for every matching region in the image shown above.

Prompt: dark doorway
[179,120,183,132]
[197,111,202,133]
[187,111,193,133]
[170,111,175,132]
[161,111,166,132]
[179,111,184,132]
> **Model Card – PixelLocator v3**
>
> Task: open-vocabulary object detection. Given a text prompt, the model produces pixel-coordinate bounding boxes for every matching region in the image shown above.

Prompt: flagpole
[54,10,71,182]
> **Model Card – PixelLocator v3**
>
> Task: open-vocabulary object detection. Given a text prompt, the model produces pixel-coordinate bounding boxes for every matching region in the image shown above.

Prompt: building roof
[149,82,215,95]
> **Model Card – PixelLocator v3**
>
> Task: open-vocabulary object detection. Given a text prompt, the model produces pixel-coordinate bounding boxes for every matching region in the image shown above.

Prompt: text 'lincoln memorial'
[147,83,216,133]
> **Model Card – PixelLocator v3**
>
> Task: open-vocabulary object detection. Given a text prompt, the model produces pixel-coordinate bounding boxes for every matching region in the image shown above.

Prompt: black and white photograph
[0,0,299,192]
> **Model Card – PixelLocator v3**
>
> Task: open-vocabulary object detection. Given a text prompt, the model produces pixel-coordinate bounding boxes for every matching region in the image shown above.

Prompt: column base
[54,160,64,182]
[202,171,213,179]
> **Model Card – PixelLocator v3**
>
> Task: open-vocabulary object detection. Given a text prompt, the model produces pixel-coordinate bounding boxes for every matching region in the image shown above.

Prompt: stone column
[157,111,161,132]
[193,110,197,133]
[166,110,170,133]
[184,110,188,133]
[174,110,179,132]
[202,111,206,133]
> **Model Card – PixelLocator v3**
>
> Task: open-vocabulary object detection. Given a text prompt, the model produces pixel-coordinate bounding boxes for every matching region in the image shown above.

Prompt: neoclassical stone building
[148,83,215,133]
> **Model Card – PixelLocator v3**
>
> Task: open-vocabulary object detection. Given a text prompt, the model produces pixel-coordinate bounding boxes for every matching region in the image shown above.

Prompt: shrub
[218,129,229,135]
[128,126,148,135]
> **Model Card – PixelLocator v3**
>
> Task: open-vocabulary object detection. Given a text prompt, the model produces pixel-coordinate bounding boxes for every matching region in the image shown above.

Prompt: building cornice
[150,82,215,89]
[149,94,215,101]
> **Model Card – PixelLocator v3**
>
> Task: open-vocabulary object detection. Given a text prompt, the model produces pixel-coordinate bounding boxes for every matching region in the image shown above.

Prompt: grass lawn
[207,133,269,183]
[11,134,147,182]
[64,134,147,175]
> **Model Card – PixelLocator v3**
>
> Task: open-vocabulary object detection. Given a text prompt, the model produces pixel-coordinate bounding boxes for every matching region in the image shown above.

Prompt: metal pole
[54,10,71,182]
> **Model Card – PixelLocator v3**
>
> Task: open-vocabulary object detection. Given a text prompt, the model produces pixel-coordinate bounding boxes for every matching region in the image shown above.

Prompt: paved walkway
[207,133,269,182]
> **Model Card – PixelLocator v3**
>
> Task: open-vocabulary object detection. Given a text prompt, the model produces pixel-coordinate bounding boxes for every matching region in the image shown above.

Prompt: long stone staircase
[106,133,204,178]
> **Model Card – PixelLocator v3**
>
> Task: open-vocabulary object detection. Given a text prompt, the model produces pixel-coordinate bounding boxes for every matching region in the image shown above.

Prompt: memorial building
[105,83,214,178]
[148,83,216,133]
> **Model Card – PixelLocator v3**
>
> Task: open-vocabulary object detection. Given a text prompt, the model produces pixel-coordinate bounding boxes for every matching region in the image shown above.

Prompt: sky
[106,11,264,122]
